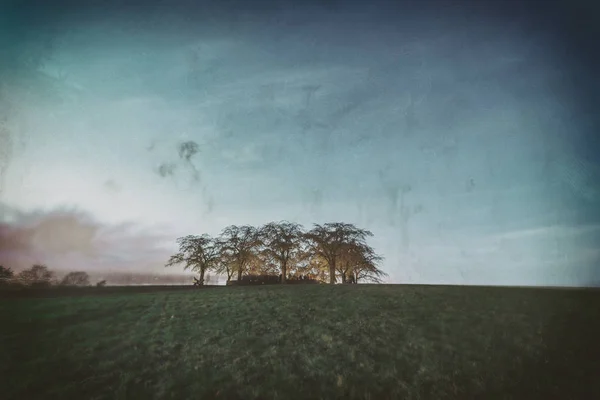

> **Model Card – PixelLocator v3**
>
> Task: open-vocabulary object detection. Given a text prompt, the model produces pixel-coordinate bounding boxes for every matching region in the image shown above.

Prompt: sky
[0,0,599,286]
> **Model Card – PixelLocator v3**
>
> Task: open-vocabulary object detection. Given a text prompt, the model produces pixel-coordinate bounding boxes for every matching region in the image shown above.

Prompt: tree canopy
[259,221,306,283]
[219,225,262,282]
[165,221,386,285]
[60,271,91,287]
[17,264,54,286]
[165,234,223,286]
[305,223,375,284]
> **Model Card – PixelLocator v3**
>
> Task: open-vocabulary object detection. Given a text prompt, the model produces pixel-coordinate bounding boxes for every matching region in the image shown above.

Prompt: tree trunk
[281,261,287,284]
[237,267,243,282]
[199,268,205,286]
[341,271,347,284]
[329,261,336,285]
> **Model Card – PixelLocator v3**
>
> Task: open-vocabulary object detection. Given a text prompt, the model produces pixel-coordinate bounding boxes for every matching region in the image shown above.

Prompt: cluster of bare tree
[0,265,92,287]
[166,222,387,285]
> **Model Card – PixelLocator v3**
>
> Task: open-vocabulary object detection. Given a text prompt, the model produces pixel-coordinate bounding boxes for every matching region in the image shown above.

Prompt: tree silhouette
[337,242,362,283]
[17,264,54,287]
[305,223,374,285]
[166,234,222,286]
[219,225,261,282]
[0,265,14,284]
[214,249,236,284]
[259,221,306,284]
[305,253,330,283]
[60,271,90,287]
[165,221,386,285]
[246,252,278,276]
[349,243,386,283]
[335,241,385,284]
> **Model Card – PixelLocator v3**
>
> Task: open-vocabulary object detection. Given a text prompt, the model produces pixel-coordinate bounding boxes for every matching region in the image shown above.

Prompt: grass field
[1,284,599,399]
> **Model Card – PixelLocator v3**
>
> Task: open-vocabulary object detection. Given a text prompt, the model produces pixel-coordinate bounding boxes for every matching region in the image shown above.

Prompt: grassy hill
[1,284,598,399]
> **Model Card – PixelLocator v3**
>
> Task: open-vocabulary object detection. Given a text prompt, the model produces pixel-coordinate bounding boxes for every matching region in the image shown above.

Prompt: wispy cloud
[492,224,600,241]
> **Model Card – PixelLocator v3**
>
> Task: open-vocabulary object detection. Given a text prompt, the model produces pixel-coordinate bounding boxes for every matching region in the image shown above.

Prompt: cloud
[492,224,600,241]
[0,204,175,273]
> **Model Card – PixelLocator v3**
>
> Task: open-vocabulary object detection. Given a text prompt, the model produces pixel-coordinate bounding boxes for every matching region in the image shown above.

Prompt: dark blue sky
[1,0,599,285]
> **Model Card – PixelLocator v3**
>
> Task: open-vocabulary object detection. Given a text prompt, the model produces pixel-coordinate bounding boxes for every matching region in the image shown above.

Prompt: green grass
[1,284,599,399]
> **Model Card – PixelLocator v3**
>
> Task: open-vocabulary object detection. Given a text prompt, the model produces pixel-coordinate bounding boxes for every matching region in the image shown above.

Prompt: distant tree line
[0,264,101,288]
[166,221,387,286]
[0,266,202,288]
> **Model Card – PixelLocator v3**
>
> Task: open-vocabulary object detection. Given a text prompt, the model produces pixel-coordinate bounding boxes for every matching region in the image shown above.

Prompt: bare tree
[246,254,278,276]
[60,271,90,287]
[219,225,261,282]
[17,264,54,287]
[337,242,361,283]
[334,241,385,283]
[214,250,236,284]
[165,234,222,286]
[307,253,330,283]
[305,223,374,285]
[352,245,387,283]
[288,249,327,281]
[259,221,306,283]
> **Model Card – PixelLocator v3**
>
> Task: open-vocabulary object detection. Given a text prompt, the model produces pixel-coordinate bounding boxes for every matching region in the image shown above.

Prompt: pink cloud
[0,205,176,274]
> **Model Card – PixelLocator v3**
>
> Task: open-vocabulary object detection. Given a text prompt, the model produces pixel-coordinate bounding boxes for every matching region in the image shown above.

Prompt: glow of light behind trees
[166,221,386,285]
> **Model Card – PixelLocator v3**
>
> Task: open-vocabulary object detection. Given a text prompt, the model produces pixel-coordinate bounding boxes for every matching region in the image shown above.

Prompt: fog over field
[1,0,599,286]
